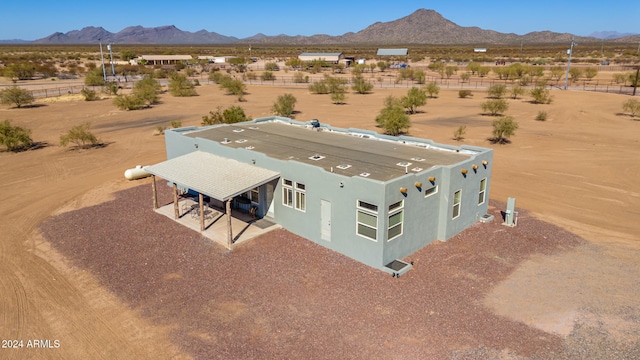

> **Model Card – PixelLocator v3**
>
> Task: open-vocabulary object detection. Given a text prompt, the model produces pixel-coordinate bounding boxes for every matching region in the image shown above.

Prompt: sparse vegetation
[113,76,160,110]
[59,123,99,148]
[261,71,276,81]
[400,87,427,114]
[168,72,197,97]
[453,125,466,141]
[622,99,640,118]
[271,93,297,117]
[351,74,374,94]
[510,84,525,100]
[170,120,182,129]
[80,88,98,101]
[481,99,509,116]
[535,111,548,121]
[201,105,250,125]
[425,82,440,98]
[0,120,32,151]
[530,86,553,104]
[292,72,309,83]
[0,86,35,108]
[375,96,410,136]
[490,116,519,144]
[487,84,507,99]
[458,90,473,98]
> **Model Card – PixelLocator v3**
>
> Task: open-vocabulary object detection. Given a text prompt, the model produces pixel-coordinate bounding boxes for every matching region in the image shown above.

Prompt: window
[295,182,306,212]
[388,201,404,241]
[283,179,305,212]
[283,179,293,207]
[425,185,438,198]
[357,200,378,241]
[250,187,260,204]
[452,190,462,219]
[478,178,487,205]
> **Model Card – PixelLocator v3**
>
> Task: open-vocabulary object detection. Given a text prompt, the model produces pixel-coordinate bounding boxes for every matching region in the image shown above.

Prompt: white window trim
[282,179,293,208]
[295,182,306,212]
[387,200,404,241]
[452,189,462,219]
[356,200,378,242]
[425,185,438,198]
[478,178,487,205]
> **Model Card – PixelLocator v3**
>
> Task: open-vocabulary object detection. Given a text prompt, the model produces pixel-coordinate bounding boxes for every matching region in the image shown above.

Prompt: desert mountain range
[13,9,640,45]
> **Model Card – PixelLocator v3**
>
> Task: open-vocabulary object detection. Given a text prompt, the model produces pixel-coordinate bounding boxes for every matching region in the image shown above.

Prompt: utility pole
[99,39,107,82]
[107,44,115,77]
[564,37,576,90]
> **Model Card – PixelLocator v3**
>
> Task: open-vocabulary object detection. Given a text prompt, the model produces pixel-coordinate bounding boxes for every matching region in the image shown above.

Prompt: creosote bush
[622,99,640,118]
[453,125,466,141]
[535,111,548,121]
[271,93,297,117]
[458,90,473,98]
[481,99,509,116]
[490,116,519,144]
[59,123,99,148]
[0,120,33,151]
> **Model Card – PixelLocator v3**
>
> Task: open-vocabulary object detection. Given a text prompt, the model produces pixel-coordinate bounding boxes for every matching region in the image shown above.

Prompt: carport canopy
[144,151,280,201]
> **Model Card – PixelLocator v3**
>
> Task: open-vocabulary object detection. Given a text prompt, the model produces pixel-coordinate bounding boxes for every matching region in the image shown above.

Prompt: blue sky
[1,0,638,40]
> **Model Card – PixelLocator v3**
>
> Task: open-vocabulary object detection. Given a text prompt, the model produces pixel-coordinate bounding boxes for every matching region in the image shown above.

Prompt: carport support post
[226,199,233,250]
[199,193,205,231]
[151,175,158,209]
[173,183,179,219]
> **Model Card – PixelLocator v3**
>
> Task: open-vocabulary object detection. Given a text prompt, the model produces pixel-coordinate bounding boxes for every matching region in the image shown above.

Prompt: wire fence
[19,73,638,99]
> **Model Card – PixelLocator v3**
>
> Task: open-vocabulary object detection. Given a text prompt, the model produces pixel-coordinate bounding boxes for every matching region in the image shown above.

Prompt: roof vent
[359,172,371,177]
[411,157,425,162]
[396,161,412,167]
[309,154,325,161]
[411,167,423,172]
[336,164,352,170]
[233,129,245,133]
[235,139,247,143]
[245,146,255,150]
[221,138,231,144]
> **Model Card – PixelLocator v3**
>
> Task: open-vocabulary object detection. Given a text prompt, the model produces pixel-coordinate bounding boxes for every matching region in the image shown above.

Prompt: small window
[425,185,438,197]
[356,200,378,241]
[478,178,487,205]
[388,200,404,241]
[452,190,462,219]
[282,179,293,207]
[295,182,306,212]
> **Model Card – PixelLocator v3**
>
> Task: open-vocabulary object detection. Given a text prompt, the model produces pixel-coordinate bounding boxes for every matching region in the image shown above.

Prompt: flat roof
[377,48,409,56]
[184,120,472,182]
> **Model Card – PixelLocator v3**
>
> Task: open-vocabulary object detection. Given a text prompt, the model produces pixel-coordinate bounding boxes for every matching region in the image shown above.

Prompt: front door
[320,199,331,241]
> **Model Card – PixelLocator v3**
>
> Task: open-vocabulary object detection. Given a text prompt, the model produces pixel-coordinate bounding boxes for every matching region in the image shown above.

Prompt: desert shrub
[264,62,279,71]
[458,90,473,98]
[292,72,309,83]
[375,96,410,136]
[308,80,330,94]
[584,67,598,81]
[0,120,32,151]
[490,116,519,144]
[193,79,200,86]
[113,94,145,110]
[223,106,250,123]
[59,123,99,148]
[84,68,105,86]
[569,68,583,83]
[352,74,374,94]
[487,84,507,99]
[245,72,257,81]
[423,82,439,98]
[331,91,347,104]
[453,125,466,141]
[261,71,276,81]
[530,86,553,104]
[622,99,640,118]
[535,111,548,121]
[155,125,167,135]
[104,81,119,95]
[510,84,526,99]
[209,71,226,84]
[481,99,509,115]
[400,87,427,114]
[133,76,161,105]
[460,72,470,83]
[80,88,98,101]
[168,72,197,97]
[170,120,182,128]
[0,86,35,108]
[613,73,627,84]
[271,93,297,117]
[219,76,246,101]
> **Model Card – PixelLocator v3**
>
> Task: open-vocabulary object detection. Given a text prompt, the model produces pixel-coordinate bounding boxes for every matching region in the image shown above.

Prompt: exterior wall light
[400,187,408,194]
[461,169,468,175]
[482,160,489,166]
[428,176,436,183]
[415,182,422,188]
[472,164,478,170]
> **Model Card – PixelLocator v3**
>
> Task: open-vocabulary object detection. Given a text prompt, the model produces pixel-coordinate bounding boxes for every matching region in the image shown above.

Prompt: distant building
[474,48,487,53]
[145,117,494,275]
[298,52,344,64]
[130,55,193,65]
[376,48,409,57]
[197,56,237,64]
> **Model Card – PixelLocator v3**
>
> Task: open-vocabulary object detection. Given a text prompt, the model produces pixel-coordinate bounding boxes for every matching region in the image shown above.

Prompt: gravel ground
[40,184,607,359]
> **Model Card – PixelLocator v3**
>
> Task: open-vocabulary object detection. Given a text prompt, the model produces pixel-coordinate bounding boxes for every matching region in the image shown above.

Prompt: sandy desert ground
[1,76,639,358]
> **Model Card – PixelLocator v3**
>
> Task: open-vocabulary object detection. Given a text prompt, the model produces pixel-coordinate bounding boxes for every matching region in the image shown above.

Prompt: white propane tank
[124,165,151,180]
